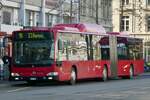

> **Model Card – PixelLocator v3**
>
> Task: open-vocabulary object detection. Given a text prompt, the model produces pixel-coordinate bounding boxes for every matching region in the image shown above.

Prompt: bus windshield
[13,31,54,66]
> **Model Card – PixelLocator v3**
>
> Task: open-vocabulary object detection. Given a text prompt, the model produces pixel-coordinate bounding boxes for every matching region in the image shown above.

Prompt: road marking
[0,84,9,87]
[7,87,30,93]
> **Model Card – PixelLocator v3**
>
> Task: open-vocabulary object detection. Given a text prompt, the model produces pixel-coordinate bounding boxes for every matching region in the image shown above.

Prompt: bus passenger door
[56,33,71,81]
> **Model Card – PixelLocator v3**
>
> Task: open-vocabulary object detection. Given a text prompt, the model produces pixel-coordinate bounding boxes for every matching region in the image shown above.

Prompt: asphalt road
[0,73,150,100]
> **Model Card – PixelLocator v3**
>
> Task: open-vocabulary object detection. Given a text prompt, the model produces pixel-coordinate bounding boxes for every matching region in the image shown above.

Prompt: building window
[52,15,58,25]
[2,11,11,25]
[101,0,105,18]
[122,0,129,5]
[80,0,86,16]
[26,10,34,26]
[89,0,92,17]
[13,9,19,25]
[121,16,129,31]
[36,13,40,26]
[103,0,106,18]
[106,0,111,19]
[63,16,70,24]
[148,0,150,5]
[45,14,53,26]
[147,16,150,31]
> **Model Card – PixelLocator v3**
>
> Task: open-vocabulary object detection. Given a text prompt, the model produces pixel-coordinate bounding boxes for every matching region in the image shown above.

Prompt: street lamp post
[0,0,3,31]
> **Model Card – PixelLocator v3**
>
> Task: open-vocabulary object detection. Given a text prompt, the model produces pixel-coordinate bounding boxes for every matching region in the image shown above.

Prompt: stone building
[0,0,113,32]
[79,0,112,32]
[112,0,150,62]
[0,0,73,33]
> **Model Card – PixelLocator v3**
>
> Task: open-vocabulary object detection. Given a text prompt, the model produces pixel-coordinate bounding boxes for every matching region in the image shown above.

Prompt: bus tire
[129,66,134,79]
[102,66,108,81]
[69,68,76,85]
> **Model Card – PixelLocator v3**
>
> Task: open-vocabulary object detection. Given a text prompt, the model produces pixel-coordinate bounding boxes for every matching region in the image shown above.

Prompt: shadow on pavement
[7,72,150,87]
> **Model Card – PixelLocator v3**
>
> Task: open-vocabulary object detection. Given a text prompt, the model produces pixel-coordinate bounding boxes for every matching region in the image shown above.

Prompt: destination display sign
[13,31,52,41]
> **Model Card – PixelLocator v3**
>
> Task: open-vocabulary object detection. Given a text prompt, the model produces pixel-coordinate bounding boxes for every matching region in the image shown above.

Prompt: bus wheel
[102,67,108,81]
[69,68,76,85]
[129,66,134,79]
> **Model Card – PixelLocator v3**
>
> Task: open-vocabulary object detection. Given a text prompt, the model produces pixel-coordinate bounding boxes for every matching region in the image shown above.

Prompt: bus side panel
[58,61,92,81]
[117,60,144,77]
[57,61,72,81]
[133,60,144,75]
[92,60,103,78]
[58,60,111,81]
[94,60,111,78]
[77,60,111,79]
[117,60,132,76]
[84,60,102,79]
[76,61,91,79]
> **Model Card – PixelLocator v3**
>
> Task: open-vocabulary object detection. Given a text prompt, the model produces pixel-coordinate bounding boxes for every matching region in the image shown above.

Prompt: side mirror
[56,61,62,67]
[58,39,63,50]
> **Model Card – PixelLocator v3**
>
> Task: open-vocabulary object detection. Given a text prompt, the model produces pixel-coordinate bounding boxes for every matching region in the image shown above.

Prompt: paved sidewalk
[141,72,150,77]
[0,79,10,84]
[0,80,25,87]
[0,80,11,87]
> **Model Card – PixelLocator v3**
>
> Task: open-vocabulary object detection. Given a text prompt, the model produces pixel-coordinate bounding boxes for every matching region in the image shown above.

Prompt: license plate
[30,77,36,80]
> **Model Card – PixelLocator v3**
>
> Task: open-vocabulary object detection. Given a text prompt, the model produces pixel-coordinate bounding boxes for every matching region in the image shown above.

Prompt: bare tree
[70,0,73,23]
[120,0,124,32]
[96,0,99,24]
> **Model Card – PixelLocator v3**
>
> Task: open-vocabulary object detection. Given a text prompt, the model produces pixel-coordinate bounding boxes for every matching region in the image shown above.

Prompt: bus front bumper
[11,76,59,81]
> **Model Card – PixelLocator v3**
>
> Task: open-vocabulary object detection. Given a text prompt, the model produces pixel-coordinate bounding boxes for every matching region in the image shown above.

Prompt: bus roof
[107,32,143,40]
[107,32,130,36]
[14,23,106,35]
[54,23,106,34]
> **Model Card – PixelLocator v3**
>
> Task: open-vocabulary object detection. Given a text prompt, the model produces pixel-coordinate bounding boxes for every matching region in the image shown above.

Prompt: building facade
[0,0,75,33]
[112,0,150,62]
[0,0,77,79]
[79,0,112,32]
[0,0,113,32]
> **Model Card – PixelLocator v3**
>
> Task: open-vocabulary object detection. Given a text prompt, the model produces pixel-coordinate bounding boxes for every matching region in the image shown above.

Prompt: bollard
[3,64,9,80]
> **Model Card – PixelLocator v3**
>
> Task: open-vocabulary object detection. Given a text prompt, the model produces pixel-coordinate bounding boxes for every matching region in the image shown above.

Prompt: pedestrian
[2,54,11,80]
[0,58,4,80]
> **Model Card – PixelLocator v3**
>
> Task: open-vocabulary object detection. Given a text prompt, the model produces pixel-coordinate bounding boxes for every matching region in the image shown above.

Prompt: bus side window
[93,35,102,60]
[57,34,68,61]
[94,42,101,60]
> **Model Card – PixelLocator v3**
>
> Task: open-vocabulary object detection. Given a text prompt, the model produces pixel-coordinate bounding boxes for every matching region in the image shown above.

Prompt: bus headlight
[47,72,58,76]
[11,73,20,77]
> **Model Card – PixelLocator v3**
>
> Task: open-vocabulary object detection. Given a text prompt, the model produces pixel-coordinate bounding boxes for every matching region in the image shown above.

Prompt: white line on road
[0,84,8,87]
[7,87,30,93]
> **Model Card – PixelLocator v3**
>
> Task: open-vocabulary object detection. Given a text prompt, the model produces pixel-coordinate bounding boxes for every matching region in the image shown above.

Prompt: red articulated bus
[11,23,144,85]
